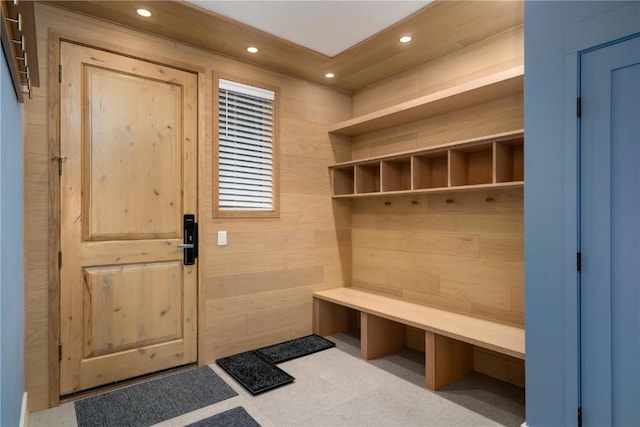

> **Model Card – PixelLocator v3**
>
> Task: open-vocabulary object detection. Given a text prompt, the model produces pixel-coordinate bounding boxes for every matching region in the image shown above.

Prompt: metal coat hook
[384,201,392,206]
[486,197,495,203]
[15,51,27,66]
[18,68,31,94]
[22,80,32,99]
[5,13,22,32]
[445,198,454,204]
[411,200,419,205]
[12,35,25,51]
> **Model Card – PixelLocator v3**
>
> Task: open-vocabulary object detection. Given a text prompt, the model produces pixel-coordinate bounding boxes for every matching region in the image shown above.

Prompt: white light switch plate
[218,231,227,246]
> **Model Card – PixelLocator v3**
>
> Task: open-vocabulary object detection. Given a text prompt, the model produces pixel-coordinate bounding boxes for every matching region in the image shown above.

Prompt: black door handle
[180,214,198,265]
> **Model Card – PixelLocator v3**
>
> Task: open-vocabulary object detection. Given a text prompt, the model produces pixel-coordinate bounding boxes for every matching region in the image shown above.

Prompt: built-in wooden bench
[313,287,525,390]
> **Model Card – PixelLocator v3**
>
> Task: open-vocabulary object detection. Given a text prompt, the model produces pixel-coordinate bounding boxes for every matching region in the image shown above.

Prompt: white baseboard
[19,392,28,427]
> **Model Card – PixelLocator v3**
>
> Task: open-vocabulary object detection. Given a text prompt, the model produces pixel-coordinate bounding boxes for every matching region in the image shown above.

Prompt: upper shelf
[328,66,524,137]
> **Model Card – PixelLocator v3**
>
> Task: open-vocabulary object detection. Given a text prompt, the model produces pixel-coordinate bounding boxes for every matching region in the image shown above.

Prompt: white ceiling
[186,1,433,57]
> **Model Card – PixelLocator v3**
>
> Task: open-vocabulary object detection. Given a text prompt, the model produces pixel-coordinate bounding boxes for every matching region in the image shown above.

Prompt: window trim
[213,73,280,219]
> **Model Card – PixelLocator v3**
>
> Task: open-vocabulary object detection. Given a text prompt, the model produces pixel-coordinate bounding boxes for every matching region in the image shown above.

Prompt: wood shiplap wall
[349,94,524,329]
[349,25,524,327]
[24,4,351,410]
[353,26,524,117]
[351,187,524,326]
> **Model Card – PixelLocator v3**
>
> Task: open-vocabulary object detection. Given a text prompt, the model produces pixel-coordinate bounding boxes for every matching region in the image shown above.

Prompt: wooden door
[580,35,640,426]
[59,42,198,395]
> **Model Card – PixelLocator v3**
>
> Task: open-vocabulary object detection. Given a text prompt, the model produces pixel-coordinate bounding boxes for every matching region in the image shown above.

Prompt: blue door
[580,35,640,426]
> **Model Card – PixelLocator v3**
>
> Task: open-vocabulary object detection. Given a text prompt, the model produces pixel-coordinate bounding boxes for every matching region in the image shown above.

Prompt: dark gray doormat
[216,335,335,395]
[185,407,261,427]
[216,351,294,395]
[256,334,336,364]
[74,367,237,427]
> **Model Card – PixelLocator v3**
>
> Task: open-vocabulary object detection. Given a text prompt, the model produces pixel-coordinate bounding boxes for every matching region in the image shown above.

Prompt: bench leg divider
[425,331,474,390]
[313,298,350,336]
[361,312,405,360]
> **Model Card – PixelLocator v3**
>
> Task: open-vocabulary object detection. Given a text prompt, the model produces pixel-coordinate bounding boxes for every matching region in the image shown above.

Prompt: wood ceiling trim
[44,1,331,83]
[43,0,523,92]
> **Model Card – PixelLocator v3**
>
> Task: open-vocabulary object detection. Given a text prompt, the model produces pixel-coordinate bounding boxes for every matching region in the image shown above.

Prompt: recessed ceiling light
[136,8,152,17]
[399,35,413,43]
[324,73,335,79]
[247,46,259,54]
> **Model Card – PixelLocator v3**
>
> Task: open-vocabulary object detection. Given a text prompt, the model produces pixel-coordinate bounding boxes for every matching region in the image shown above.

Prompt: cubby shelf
[328,66,524,137]
[330,130,524,198]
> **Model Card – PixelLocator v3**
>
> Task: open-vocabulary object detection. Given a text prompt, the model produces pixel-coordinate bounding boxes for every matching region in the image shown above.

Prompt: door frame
[47,33,207,406]
[557,7,640,425]
[578,34,640,424]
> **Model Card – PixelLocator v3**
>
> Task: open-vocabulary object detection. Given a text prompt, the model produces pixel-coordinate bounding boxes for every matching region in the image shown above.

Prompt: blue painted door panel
[580,35,640,427]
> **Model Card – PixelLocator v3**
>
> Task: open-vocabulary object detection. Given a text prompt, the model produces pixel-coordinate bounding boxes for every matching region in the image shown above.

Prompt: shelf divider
[495,137,524,183]
[413,151,449,190]
[381,158,412,192]
[332,166,355,196]
[355,163,381,194]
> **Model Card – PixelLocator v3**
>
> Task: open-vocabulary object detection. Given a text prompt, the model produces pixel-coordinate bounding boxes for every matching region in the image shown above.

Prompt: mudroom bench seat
[312,287,525,390]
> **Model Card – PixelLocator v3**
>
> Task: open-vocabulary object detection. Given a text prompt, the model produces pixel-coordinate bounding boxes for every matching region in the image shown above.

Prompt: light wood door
[59,42,198,395]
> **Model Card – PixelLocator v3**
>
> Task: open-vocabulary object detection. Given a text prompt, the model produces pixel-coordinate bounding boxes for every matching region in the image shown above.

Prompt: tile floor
[30,333,525,427]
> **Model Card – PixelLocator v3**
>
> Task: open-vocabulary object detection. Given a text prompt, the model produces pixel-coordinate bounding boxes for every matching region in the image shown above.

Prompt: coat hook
[486,197,494,202]
[5,13,22,32]
[15,52,27,67]
[445,198,454,204]
[11,35,25,51]
[411,200,418,205]
[18,67,29,80]
[384,201,392,206]
[21,79,32,99]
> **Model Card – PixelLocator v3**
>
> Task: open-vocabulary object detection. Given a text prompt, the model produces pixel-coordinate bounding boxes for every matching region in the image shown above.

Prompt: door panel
[83,65,183,240]
[580,35,640,426]
[59,42,198,395]
[83,262,183,357]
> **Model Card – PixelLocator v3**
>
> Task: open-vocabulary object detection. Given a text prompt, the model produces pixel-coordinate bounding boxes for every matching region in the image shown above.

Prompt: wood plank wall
[24,5,524,409]
[24,4,351,411]
[353,26,524,116]
[349,26,525,385]
[350,26,524,325]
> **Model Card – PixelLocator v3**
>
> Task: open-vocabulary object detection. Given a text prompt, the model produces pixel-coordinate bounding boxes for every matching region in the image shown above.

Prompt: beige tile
[29,333,524,427]
[30,402,77,427]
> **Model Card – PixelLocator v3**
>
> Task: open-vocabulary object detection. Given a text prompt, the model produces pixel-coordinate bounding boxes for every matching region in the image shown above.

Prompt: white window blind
[218,79,275,211]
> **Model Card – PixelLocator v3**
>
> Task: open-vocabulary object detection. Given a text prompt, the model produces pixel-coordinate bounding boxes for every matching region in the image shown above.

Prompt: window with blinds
[217,79,277,215]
